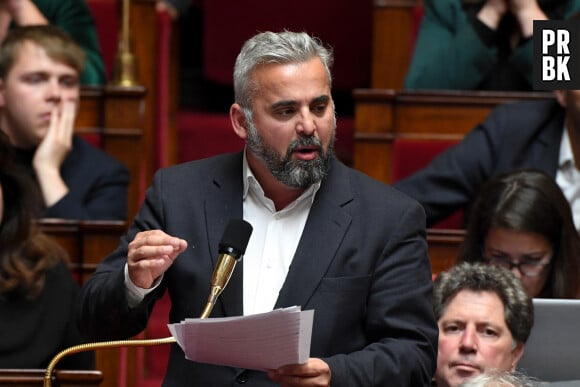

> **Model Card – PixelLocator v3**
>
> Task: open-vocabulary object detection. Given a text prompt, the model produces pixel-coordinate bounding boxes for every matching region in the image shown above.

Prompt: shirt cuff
[124,263,163,308]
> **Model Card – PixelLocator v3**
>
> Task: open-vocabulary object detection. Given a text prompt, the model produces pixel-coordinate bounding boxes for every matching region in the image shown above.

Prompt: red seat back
[85,0,120,80]
[391,138,464,229]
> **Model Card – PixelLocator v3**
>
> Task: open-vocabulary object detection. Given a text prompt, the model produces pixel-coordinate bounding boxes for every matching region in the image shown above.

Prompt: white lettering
[543,56,555,80]
[543,30,555,54]
[557,56,571,80]
[557,30,570,55]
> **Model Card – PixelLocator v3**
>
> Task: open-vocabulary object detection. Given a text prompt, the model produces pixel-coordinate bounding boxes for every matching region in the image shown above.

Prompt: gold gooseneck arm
[44,219,252,387]
[43,253,240,387]
[200,253,238,318]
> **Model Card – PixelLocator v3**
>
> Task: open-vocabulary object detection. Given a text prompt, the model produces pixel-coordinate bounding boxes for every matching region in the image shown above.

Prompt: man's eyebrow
[270,95,331,110]
[312,95,331,104]
[270,100,296,110]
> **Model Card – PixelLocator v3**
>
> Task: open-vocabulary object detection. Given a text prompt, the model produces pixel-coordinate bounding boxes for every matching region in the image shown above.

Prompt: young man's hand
[32,101,75,207]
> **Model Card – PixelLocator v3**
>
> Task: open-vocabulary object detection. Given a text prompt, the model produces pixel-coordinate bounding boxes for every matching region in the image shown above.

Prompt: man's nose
[510,265,523,279]
[458,328,477,353]
[295,110,316,136]
[46,79,63,101]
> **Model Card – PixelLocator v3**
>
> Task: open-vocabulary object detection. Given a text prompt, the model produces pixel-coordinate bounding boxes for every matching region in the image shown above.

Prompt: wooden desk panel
[371,0,419,89]
[353,89,554,183]
[37,220,130,387]
[38,219,127,284]
[78,86,146,220]
[427,228,464,275]
[0,369,103,386]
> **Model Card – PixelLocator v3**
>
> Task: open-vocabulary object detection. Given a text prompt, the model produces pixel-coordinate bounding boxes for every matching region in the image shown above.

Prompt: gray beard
[245,121,334,188]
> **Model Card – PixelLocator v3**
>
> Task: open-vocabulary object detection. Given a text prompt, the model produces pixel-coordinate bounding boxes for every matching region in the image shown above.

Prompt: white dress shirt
[241,152,320,315]
[125,150,321,313]
[556,127,580,231]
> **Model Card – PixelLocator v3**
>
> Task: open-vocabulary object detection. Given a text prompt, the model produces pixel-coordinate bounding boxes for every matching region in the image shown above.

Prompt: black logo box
[533,20,580,90]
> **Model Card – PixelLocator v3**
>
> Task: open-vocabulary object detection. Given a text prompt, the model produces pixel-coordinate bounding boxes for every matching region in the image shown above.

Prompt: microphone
[200,219,253,318]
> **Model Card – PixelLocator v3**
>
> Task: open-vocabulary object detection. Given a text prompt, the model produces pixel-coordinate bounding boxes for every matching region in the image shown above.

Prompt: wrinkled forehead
[441,289,508,324]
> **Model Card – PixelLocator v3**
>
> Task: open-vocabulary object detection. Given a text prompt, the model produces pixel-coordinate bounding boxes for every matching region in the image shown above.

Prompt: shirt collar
[559,125,575,169]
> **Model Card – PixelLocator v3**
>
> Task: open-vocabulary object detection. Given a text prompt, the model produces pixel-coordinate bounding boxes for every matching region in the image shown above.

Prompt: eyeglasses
[484,256,551,277]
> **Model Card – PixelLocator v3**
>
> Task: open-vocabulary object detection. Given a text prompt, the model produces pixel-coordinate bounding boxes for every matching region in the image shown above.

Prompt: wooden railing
[38,219,127,285]
[353,89,554,183]
[78,86,145,220]
[427,228,464,275]
[38,219,134,387]
[0,369,103,386]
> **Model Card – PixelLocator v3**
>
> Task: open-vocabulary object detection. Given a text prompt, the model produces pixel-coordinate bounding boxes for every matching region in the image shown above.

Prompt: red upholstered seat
[391,138,464,229]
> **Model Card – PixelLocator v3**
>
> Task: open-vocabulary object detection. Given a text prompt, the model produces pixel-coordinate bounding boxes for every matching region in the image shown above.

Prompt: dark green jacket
[404,0,580,90]
[27,0,106,85]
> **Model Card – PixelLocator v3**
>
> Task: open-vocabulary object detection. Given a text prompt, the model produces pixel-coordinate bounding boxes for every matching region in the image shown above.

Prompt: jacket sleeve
[76,171,168,340]
[393,105,510,226]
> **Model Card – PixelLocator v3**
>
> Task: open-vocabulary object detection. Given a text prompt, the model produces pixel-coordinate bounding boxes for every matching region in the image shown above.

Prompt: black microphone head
[218,219,253,258]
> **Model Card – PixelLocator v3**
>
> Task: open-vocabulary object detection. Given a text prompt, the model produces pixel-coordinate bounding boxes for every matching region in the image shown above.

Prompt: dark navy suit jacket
[78,153,438,386]
[15,135,129,220]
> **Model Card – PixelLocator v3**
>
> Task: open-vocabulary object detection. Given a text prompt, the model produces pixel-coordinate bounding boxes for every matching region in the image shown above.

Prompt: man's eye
[24,75,43,83]
[482,328,498,337]
[276,109,294,117]
[312,104,327,114]
[61,77,79,87]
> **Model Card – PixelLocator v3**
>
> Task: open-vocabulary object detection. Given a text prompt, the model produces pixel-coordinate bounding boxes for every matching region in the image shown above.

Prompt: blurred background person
[395,89,580,231]
[458,169,580,298]
[405,0,580,90]
[0,131,94,369]
[0,0,105,84]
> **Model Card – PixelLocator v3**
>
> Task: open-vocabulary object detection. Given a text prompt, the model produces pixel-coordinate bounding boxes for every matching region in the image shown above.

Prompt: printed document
[168,306,313,371]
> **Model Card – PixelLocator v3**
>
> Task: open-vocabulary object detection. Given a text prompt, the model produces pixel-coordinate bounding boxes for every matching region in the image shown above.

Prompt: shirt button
[236,370,248,384]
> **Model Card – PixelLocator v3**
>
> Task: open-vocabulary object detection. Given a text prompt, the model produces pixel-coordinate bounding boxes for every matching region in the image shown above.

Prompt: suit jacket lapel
[204,153,245,317]
[275,160,353,309]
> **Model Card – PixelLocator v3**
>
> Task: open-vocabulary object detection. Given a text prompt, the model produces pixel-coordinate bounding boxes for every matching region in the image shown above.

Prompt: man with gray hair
[433,262,534,387]
[78,30,438,386]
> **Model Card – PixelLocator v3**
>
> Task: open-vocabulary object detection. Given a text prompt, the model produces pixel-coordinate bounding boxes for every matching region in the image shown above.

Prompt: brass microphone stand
[43,254,239,387]
[110,0,138,87]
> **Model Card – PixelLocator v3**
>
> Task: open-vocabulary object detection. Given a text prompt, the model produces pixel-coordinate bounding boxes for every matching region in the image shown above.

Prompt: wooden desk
[37,219,127,285]
[427,228,464,275]
[0,369,103,386]
[78,86,146,220]
[353,89,554,183]
[37,220,133,387]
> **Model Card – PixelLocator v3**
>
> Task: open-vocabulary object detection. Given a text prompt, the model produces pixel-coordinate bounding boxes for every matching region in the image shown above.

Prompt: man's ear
[554,90,567,108]
[230,103,248,140]
[509,342,525,371]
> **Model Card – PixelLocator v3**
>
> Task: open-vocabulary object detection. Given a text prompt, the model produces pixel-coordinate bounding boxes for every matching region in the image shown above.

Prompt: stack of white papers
[168,306,314,371]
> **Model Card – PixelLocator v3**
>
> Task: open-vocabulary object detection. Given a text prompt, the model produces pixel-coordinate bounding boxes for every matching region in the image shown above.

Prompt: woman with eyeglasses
[458,169,580,298]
